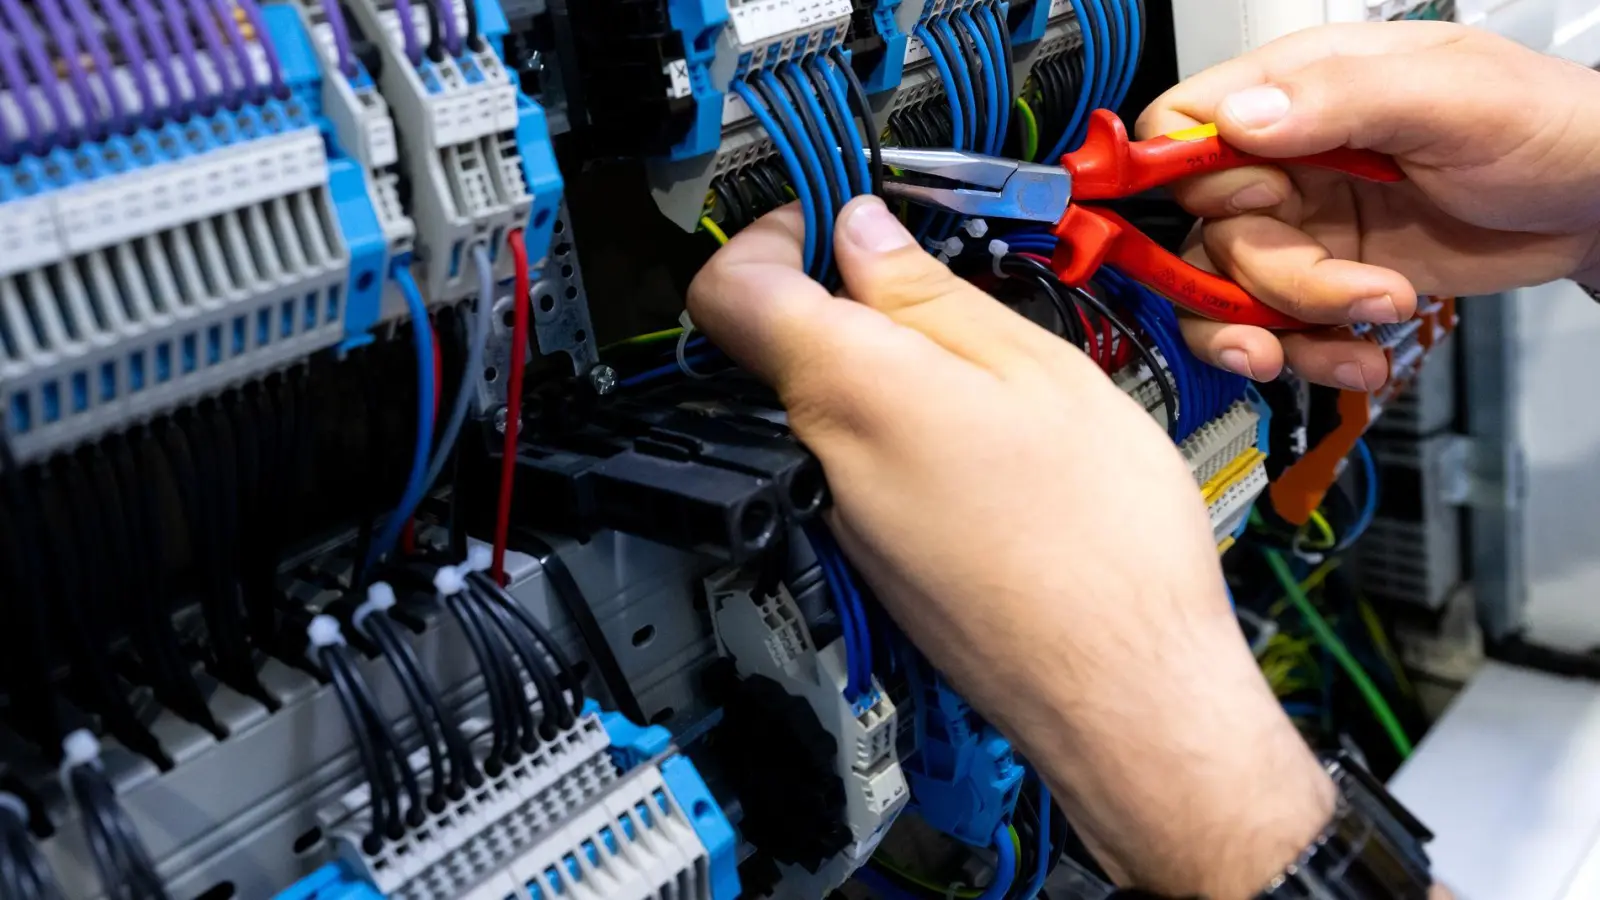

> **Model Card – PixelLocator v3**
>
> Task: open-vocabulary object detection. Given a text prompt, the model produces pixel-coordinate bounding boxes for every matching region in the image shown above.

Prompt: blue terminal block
[660,755,742,900]
[858,0,913,94]
[273,864,383,900]
[665,0,732,160]
[904,659,1025,847]
[1010,0,1051,46]
[599,703,674,772]
[513,93,565,278]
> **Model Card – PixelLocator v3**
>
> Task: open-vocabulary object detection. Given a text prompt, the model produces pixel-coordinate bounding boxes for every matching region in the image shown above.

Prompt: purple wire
[234,0,287,99]
[182,0,241,110]
[155,0,211,115]
[0,25,45,154]
[130,0,186,120]
[64,0,133,133]
[321,1,358,78]
[210,0,260,104]
[433,0,462,57]
[0,33,16,160]
[393,0,422,66]
[101,0,160,127]
[0,0,76,146]
[36,0,108,139]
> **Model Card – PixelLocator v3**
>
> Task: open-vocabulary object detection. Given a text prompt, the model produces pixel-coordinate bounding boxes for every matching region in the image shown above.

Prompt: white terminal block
[322,713,618,900]
[717,0,854,127]
[1180,399,1262,489]
[706,568,909,895]
[346,0,533,305]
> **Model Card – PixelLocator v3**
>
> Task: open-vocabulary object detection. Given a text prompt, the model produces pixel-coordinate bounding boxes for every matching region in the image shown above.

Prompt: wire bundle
[0,794,62,900]
[729,47,881,284]
[803,523,876,705]
[0,0,292,163]
[61,731,169,900]
[1035,0,1145,163]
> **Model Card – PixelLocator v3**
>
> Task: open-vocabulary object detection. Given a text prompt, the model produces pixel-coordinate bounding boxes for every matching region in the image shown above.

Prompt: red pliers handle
[1051,111,1406,330]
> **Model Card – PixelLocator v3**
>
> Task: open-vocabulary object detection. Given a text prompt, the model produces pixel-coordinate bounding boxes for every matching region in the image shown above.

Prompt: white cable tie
[676,320,714,381]
[466,543,493,573]
[962,218,989,239]
[434,565,467,596]
[353,582,398,635]
[989,239,1010,278]
[308,614,347,649]
[936,252,951,265]
[60,729,102,789]
[941,236,964,257]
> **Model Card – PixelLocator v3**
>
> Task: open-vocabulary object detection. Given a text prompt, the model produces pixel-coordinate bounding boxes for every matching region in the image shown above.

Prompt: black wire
[321,645,396,848]
[463,593,538,759]
[951,15,987,143]
[996,257,1083,349]
[805,57,863,198]
[833,47,882,196]
[777,64,846,222]
[446,592,525,767]
[469,586,565,744]
[362,614,449,808]
[1,828,29,900]
[421,0,445,61]
[461,0,481,49]
[468,570,585,718]
[4,814,60,900]
[70,767,167,900]
[333,648,426,832]
[372,612,480,793]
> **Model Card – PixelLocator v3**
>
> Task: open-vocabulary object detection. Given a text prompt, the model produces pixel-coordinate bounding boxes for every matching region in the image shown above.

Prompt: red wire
[493,230,530,585]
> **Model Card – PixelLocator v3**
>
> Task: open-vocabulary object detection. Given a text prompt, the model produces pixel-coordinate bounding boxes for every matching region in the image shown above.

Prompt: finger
[832,196,1082,378]
[1197,215,1418,326]
[1177,317,1286,382]
[1281,332,1390,393]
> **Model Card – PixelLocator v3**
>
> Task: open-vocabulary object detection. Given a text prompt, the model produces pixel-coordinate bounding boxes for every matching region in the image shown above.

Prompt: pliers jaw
[876,147,1073,223]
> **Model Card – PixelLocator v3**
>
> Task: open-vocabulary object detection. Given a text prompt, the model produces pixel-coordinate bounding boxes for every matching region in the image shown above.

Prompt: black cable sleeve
[458,592,536,759]
[363,616,449,806]
[371,614,479,794]
[321,646,395,848]
[445,592,519,768]
[468,570,585,717]
[470,587,566,741]
[509,530,645,723]
[420,0,444,61]
[833,48,882,197]
[331,648,425,833]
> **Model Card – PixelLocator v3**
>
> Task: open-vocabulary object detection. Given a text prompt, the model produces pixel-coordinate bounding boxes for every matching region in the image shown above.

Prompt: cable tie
[675,315,714,381]
[466,543,493,574]
[60,728,102,789]
[941,236,964,257]
[353,582,398,635]
[0,792,28,823]
[307,614,346,649]
[988,239,1010,278]
[434,564,467,596]
[962,218,989,239]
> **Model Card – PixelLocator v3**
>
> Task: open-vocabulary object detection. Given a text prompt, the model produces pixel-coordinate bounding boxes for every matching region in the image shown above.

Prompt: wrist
[1017,613,1337,899]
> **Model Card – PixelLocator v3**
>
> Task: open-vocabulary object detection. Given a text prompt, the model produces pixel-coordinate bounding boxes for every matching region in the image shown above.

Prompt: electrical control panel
[0,1,1458,898]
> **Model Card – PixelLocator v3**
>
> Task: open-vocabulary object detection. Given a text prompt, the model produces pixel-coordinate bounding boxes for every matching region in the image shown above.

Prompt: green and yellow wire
[1015,97,1040,162]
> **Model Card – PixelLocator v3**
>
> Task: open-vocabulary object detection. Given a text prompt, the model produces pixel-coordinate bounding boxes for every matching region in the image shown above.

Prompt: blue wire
[365,264,436,576]
[820,55,872,199]
[977,4,1012,153]
[735,78,818,277]
[918,23,966,149]
[1102,0,1128,111]
[1283,701,1323,720]
[618,354,720,389]
[934,17,979,150]
[1335,438,1379,552]
[760,67,834,281]
[825,528,875,699]
[1019,775,1052,900]
[805,524,869,700]
[958,10,1000,154]
[977,821,1019,900]
[1047,0,1104,160]
[1114,0,1142,110]
[783,60,850,266]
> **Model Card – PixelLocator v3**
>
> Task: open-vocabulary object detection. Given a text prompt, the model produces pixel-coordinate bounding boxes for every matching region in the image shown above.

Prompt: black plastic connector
[561,0,701,156]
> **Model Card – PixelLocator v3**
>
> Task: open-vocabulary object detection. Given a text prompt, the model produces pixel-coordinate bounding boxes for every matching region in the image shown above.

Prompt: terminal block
[707,567,910,896]
[901,655,1023,847]
[1181,396,1271,550]
[344,0,563,308]
[0,4,385,463]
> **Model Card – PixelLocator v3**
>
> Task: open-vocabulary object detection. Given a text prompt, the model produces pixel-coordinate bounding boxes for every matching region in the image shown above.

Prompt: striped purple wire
[393,0,422,66]
[210,0,260,104]
[0,0,76,146]
[182,0,241,109]
[234,0,287,99]
[65,0,133,133]
[0,31,17,160]
[36,0,108,139]
[321,1,358,78]
[0,25,45,154]
[156,0,211,115]
[130,0,184,119]
[434,0,462,57]
[101,0,161,127]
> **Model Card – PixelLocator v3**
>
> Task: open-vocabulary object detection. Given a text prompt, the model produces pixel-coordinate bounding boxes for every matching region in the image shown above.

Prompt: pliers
[879,110,1406,330]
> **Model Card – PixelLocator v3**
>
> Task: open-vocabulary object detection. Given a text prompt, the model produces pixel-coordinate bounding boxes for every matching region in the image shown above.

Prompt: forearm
[974,598,1337,899]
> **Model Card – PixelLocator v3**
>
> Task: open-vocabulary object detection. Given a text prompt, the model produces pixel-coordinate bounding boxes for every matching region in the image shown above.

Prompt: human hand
[688,197,1334,899]
[1138,21,1600,390]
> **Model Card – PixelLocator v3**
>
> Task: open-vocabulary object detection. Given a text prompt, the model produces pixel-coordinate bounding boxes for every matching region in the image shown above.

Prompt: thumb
[832,197,1073,374]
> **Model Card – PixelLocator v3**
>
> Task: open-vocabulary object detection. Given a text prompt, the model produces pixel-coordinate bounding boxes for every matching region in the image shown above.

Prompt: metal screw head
[494,407,509,433]
[588,365,617,396]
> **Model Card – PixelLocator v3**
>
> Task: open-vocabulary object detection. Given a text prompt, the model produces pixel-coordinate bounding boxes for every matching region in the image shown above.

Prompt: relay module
[0,0,1456,898]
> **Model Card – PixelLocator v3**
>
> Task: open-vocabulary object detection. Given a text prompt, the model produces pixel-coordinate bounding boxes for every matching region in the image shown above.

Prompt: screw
[588,365,617,396]
[494,407,509,433]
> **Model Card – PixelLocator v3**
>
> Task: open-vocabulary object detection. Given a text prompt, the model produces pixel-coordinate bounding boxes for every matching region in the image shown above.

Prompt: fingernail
[843,198,915,253]
[1228,183,1280,213]
[1222,86,1291,129]
[1218,348,1257,379]
[1333,362,1371,392]
[1349,294,1400,324]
